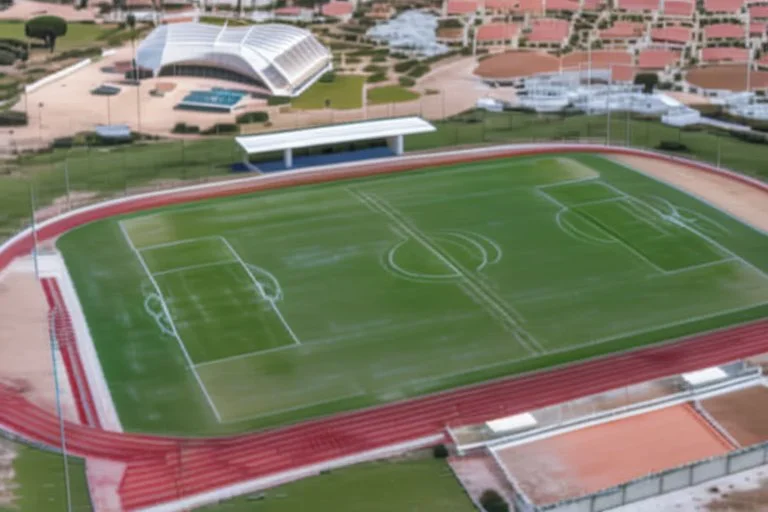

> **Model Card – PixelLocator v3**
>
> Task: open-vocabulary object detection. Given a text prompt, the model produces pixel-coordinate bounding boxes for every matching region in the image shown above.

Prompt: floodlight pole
[64,159,71,211]
[28,183,39,280]
[606,65,612,145]
[48,309,73,512]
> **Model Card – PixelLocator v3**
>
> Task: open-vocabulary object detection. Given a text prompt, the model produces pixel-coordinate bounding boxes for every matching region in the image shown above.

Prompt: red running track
[0,145,766,510]
[0,320,766,509]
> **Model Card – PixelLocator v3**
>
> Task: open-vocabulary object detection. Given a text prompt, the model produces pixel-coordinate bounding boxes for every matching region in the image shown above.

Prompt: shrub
[0,111,28,126]
[398,76,415,87]
[0,49,15,66]
[267,96,291,106]
[346,56,362,64]
[236,111,269,124]
[50,46,101,62]
[363,64,387,73]
[25,15,67,52]
[657,140,688,152]
[367,72,387,83]
[52,136,75,149]
[393,59,417,73]
[479,490,508,512]
[407,64,430,78]
[171,122,200,134]
[0,43,28,61]
[432,444,449,458]
[201,123,239,135]
[319,71,336,83]
[371,54,386,62]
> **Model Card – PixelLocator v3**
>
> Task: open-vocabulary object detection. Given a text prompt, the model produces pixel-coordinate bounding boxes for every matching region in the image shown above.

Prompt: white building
[135,22,332,97]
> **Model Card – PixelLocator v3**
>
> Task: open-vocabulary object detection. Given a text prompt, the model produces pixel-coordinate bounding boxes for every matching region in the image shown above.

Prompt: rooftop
[638,48,680,68]
[529,18,569,42]
[704,23,746,39]
[476,23,520,41]
[650,25,692,44]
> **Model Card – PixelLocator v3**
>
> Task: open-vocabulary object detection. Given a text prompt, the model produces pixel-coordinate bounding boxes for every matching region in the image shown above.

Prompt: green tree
[25,16,67,52]
[480,489,509,512]
[634,72,660,94]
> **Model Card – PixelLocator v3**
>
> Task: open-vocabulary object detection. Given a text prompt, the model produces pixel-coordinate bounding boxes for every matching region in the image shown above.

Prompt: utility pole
[48,310,73,512]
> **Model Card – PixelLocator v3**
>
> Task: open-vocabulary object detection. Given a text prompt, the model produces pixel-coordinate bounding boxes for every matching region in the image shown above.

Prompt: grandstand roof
[235,117,436,154]
[476,23,520,41]
[136,22,331,97]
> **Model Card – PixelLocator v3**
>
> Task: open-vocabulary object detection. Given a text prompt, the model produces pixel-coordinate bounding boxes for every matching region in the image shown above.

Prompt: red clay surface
[474,50,560,79]
[496,404,735,505]
[687,64,768,90]
[1,146,767,510]
[701,386,768,447]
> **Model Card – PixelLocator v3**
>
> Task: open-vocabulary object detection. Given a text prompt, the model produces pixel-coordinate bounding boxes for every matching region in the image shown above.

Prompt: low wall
[24,58,92,94]
[1,143,766,277]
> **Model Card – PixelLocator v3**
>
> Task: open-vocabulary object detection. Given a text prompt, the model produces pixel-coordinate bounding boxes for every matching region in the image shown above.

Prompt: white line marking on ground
[118,221,223,422]
[152,259,238,277]
[347,187,543,354]
[218,236,302,346]
[222,390,366,424]
[137,235,221,252]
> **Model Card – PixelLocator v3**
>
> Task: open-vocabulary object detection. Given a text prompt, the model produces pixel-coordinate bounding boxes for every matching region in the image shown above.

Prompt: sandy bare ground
[701,386,768,447]
[0,0,98,21]
[0,268,78,422]
[611,154,768,233]
[449,454,515,508]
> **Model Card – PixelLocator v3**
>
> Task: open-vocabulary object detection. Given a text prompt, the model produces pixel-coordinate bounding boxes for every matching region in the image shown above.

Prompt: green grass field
[367,85,420,105]
[291,75,365,110]
[196,456,474,512]
[57,153,768,435]
[0,437,91,512]
[0,21,116,52]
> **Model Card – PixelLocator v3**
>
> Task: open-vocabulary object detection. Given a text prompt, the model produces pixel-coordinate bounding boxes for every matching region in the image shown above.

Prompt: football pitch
[58,153,768,435]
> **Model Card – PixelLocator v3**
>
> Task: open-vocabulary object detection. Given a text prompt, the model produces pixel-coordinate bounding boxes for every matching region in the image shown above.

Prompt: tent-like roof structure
[136,22,331,97]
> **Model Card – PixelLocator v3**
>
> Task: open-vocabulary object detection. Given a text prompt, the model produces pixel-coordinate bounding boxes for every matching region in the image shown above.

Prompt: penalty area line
[118,221,224,423]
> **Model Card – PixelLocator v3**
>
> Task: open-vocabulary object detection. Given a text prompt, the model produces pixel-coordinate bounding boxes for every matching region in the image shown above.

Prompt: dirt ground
[0,268,78,422]
[610,154,768,233]
[473,50,561,79]
[701,386,768,447]
[706,478,768,511]
[449,454,515,508]
[496,405,733,505]
[686,65,768,92]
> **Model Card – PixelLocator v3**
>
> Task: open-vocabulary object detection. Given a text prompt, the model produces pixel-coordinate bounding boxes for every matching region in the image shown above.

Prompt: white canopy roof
[235,117,436,154]
[682,367,727,386]
[486,413,538,433]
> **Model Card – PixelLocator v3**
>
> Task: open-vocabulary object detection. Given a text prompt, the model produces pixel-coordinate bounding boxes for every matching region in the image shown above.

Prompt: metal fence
[537,441,768,512]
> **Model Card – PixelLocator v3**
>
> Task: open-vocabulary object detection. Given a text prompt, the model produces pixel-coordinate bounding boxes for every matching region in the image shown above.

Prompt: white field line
[118,221,223,423]
[347,187,542,354]
[194,343,298,368]
[136,235,221,252]
[404,300,768,391]
[222,390,366,424]
[152,259,238,277]
[218,236,301,346]
[616,200,671,238]
[662,257,739,276]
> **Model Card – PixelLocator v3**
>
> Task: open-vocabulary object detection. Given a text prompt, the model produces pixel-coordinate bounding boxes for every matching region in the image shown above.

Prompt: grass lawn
[291,74,365,110]
[0,437,92,511]
[0,21,117,52]
[366,85,420,105]
[57,153,768,435]
[196,456,474,512]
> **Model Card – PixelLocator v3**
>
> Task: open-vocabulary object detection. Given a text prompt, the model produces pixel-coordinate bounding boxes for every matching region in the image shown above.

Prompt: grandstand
[135,22,332,97]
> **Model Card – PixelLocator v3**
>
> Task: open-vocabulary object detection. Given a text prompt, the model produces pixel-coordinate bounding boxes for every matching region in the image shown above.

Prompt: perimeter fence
[2,108,768,246]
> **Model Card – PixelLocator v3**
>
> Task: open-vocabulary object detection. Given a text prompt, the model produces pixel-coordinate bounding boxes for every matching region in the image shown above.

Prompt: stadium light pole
[48,310,73,512]
[606,65,612,145]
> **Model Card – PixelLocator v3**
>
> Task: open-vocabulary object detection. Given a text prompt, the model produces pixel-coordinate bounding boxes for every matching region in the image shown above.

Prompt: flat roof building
[135,22,331,97]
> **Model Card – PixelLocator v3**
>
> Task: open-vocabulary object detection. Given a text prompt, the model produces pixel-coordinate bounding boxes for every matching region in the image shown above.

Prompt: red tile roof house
[750,21,767,40]
[543,0,580,13]
[525,18,570,48]
[274,6,314,21]
[475,22,520,49]
[703,22,747,42]
[650,25,693,47]
[700,46,751,63]
[598,21,646,44]
[660,0,695,18]
[483,0,544,15]
[616,0,660,12]
[703,0,743,14]
[321,1,354,22]
[444,0,478,16]
[637,48,681,70]
[749,4,768,20]
[758,53,768,69]
[582,0,607,10]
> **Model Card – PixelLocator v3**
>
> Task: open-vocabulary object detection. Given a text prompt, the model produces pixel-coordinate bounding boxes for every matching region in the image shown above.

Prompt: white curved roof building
[136,22,332,97]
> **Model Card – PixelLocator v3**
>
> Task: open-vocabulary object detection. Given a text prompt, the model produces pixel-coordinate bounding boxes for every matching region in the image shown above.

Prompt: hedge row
[235,111,269,124]
[0,111,28,126]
